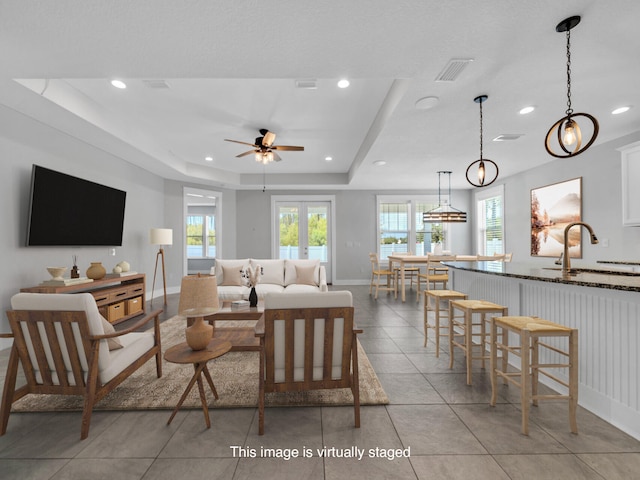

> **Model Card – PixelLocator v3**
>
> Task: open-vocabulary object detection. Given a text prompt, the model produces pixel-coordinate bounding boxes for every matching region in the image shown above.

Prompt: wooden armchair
[255,291,362,435]
[1,293,162,439]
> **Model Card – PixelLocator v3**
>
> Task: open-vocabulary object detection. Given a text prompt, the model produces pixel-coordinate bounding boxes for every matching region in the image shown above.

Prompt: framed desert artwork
[531,177,582,258]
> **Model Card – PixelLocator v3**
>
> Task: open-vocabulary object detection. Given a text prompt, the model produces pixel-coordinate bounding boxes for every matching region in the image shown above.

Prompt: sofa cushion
[220,265,243,286]
[284,259,320,286]
[251,259,284,285]
[216,285,250,302]
[255,283,285,297]
[214,259,249,285]
[283,284,321,294]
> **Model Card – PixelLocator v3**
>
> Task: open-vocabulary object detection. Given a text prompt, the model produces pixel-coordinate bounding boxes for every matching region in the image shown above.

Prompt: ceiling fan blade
[271,145,304,151]
[225,139,259,147]
[262,131,276,147]
[236,150,257,158]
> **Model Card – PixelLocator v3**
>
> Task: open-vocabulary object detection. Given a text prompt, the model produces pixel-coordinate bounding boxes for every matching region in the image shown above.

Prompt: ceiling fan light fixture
[466,95,499,188]
[544,15,599,158]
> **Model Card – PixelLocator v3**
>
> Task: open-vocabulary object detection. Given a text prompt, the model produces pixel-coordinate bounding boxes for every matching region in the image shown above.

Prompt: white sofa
[212,258,328,303]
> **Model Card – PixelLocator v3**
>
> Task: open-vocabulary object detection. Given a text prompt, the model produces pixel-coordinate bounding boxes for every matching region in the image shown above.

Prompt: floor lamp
[150,228,173,305]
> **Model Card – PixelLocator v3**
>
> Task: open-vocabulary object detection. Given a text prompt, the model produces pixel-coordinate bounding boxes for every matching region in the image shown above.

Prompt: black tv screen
[27,165,127,246]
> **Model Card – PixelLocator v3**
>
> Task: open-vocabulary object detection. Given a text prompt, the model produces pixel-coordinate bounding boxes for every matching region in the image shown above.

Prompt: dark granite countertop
[597,260,640,266]
[445,261,640,292]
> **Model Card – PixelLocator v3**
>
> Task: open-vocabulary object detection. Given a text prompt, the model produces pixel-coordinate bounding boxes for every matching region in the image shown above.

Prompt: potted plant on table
[241,265,262,307]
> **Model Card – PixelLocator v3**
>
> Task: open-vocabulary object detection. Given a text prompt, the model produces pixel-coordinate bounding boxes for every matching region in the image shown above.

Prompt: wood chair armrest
[254,313,265,337]
[0,332,14,338]
[90,309,163,340]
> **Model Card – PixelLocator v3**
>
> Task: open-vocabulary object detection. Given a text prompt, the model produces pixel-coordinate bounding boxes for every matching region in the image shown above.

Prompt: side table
[164,338,232,428]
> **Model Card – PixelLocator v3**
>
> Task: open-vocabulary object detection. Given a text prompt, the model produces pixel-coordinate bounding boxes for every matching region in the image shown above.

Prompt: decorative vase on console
[86,262,106,280]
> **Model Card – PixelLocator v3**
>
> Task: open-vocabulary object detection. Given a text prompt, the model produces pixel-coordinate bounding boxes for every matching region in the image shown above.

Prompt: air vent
[295,79,317,89]
[142,79,170,89]
[435,58,474,82]
[493,134,524,141]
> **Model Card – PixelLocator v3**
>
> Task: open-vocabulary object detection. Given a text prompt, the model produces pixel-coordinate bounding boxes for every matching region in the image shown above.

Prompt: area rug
[11,315,389,412]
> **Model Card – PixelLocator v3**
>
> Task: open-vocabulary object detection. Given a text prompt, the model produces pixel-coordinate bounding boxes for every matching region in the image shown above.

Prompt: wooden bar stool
[423,289,468,356]
[489,315,578,435]
[449,299,508,385]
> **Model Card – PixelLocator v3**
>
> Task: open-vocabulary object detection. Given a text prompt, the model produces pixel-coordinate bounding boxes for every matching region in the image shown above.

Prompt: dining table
[387,254,433,302]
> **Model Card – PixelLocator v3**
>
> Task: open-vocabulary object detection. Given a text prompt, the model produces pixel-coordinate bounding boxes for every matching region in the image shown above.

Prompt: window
[377,196,443,261]
[186,214,216,258]
[475,185,504,255]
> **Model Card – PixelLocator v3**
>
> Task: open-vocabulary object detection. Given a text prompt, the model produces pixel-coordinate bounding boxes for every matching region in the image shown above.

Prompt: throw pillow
[100,316,124,350]
[221,265,243,286]
[295,264,318,286]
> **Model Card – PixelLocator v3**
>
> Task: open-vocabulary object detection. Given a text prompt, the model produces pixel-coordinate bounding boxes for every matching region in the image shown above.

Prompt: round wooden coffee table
[164,338,232,428]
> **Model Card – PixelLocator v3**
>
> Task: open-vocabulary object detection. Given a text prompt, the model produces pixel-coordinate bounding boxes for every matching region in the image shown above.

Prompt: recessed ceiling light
[110,79,127,89]
[612,106,631,115]
[373,160,386,166]
[205,156,213,162]
[325,156,333,161]
[519,106,535,115]
[415,96,439,110]
[337,79,350,88]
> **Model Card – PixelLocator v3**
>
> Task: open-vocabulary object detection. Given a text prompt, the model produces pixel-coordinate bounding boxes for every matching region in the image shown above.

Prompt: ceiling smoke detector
[142,79,170,89]
[295,79,317,89]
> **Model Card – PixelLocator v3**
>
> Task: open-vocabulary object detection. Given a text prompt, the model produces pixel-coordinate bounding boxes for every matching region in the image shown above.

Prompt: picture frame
[531,177,582,258]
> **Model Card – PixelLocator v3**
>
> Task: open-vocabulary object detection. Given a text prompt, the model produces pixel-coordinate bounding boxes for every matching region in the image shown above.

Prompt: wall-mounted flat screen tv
[26,165,127,246]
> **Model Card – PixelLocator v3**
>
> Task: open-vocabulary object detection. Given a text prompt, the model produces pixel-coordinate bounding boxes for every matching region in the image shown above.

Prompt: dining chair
[368,253,396,300]
[416,255,456,302]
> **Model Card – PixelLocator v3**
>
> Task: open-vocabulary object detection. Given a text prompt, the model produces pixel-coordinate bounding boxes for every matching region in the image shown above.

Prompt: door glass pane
[279,206,299,259]
[307,206,327,261]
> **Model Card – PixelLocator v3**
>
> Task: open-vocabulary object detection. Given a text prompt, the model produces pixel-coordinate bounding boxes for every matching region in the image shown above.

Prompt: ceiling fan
[225,128,304,164]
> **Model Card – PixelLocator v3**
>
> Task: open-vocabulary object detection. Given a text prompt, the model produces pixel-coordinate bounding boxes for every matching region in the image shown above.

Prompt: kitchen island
[446,261,640,440]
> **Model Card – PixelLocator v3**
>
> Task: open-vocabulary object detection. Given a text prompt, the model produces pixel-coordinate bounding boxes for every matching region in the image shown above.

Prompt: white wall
[501,131,640,265]
[0,105,167,349]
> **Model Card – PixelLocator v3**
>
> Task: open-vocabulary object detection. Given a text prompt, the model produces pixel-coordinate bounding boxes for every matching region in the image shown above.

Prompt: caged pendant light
[423,171,467,223]
[544,15,599,158]
[466,95,499,187]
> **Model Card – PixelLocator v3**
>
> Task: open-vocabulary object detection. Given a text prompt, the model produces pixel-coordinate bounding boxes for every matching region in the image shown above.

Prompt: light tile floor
[1,286,639,479]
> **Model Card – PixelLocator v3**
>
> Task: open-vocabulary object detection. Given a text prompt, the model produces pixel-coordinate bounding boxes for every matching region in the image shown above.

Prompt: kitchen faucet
[562,222,599,274]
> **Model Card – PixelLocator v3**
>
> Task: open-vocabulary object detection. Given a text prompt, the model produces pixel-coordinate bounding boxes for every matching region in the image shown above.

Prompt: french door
[272,198,333,282]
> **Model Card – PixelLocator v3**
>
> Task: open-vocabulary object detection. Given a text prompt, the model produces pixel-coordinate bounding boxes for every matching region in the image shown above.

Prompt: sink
[543,267,640,277]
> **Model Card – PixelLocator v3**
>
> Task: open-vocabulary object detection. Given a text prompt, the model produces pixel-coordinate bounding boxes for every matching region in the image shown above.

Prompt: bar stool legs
[423,289,468,356]
[448,299,508,385]
[490,315,578,435]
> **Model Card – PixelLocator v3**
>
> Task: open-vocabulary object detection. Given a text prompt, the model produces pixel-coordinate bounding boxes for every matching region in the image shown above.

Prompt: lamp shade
[178,275,219,314]
[150,228,173,246]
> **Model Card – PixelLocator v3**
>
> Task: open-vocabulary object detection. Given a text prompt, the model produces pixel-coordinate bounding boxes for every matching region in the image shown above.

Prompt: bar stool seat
[423,289,468,356]
[489,315,578,435]
[449,299,508,385]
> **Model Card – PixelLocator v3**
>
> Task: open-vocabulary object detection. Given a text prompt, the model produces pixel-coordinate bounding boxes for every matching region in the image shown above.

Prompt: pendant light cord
[479,100,484,160]
[565,29,573,117]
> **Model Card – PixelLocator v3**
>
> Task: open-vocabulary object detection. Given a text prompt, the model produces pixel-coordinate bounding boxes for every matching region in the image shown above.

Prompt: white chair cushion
[11,293,110,378]
[251,259,285,285]
[265,291,352,383]
[214,259,249,285]
[216,285,250,301]
[100,332,155,383]
[283,259,320,286]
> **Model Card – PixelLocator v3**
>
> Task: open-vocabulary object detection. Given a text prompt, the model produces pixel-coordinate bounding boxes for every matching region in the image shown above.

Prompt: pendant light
[423,171,467,223]
[466,95,499,187]
[544,15,599,158]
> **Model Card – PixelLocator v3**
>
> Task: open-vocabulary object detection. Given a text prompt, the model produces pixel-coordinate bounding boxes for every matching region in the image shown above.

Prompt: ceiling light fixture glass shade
[545,16,599,158]
[423,171,467,223]
[255,150,275,164]
[466,95,499,188]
